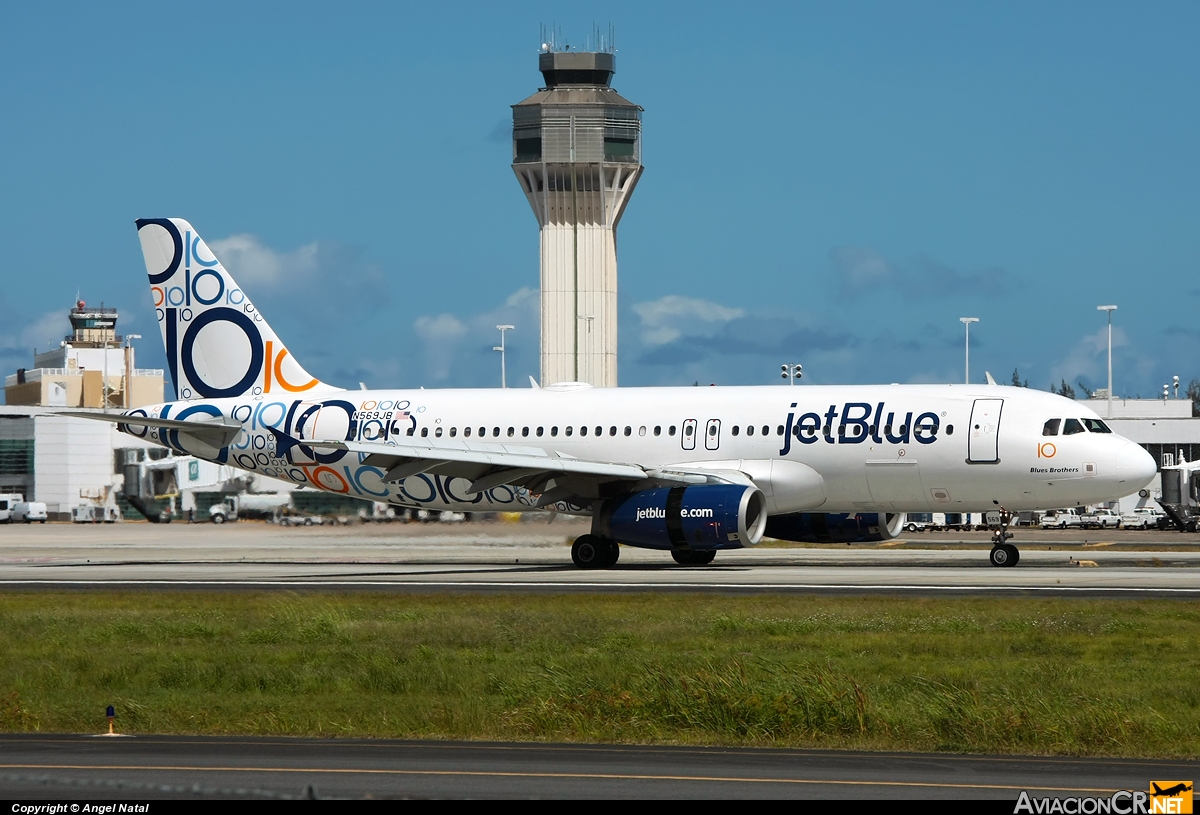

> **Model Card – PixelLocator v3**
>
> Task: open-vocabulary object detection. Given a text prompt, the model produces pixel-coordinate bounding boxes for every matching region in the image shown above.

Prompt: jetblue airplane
[70,219,1157,568]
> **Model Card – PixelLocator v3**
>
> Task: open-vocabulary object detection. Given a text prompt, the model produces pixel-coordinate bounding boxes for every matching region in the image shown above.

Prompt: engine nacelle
[765,511,905,543]
[596,485,768,550]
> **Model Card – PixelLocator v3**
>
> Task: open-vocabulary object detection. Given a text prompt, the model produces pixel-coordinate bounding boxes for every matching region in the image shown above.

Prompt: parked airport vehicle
[0,493,23,523]
[10,502,47,523]
[1040,509,1082,529]
[66,218,1157,568]
[72,505,121,523]
[208,493,290,523]
[904,513,929,532]
[1120,506,1166,530]
[276,513,325,527]
[1080,508,1120,529]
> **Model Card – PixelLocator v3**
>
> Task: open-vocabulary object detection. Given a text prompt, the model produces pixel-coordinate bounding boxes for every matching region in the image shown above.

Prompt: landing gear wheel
[671,549,716,566]
[989,543,1020,567]
[572,535,612,569]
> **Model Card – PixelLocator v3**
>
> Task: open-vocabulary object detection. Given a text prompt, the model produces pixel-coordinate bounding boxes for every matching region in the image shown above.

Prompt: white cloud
[207,234,319,288]
[413,313,469,382]
[19,310,69,350]
[1049,327,1128,390]
[831,246,894,290]
[631,295,744,346]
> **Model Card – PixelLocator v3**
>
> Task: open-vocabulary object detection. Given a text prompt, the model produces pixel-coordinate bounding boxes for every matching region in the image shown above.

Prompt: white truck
[11,502,48,523]
[1120,506,1167,530]
[1079,508,1121,529]
[209,493,290,523]
[1040,509,1082,529]
[0,493,23,523]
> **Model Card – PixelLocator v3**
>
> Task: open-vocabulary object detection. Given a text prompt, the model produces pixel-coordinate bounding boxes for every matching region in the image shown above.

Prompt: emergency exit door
[967,398,1004,463]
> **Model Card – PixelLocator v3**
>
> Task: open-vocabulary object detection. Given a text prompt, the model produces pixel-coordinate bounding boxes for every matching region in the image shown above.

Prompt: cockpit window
[1062,418,1086,435]
[1082,418,1112,434]
[1042,419,1061,436]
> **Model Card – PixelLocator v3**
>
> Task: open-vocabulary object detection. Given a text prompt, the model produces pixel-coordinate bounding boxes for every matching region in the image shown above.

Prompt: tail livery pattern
[136,218,335,401]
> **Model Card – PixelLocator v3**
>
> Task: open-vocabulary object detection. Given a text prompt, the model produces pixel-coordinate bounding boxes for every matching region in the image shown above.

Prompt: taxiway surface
[1,522,1198,596]
[0,734,1193,800]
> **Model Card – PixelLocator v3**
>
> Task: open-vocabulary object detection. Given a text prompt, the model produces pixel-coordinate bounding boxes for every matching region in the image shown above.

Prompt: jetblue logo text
[780,402,942,456]
[635,507,714,522]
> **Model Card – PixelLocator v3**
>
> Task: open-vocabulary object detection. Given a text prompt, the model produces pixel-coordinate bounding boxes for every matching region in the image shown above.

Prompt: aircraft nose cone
[1116,442,1157,489]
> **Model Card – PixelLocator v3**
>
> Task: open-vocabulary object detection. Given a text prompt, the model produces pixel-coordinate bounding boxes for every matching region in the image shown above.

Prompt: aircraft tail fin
[135,218,337,401]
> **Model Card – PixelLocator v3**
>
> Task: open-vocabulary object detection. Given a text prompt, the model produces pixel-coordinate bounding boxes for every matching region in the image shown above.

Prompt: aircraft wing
[57,411,244,448]
[301,437,740,506]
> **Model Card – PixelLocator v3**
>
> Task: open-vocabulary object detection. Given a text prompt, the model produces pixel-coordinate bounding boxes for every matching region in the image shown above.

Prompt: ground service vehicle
[11,502,48,523]
[1080,508,1120,529]
[65,218,1158,568]
[1040,509,1082,529]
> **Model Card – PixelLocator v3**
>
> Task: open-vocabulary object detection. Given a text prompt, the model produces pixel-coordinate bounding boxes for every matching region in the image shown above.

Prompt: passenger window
[669,426,676,436]
[777,425,784,436]
[731,426,740,436]
[1083,418,1112,433]
[537,427,544,437]
[792,425,800,438]
[449,427,457,438]
[1042,419,1061,436]
[421,427,429,438]
[746,425,754,436]
[609,426,616,436]
[566,426,573,436]
[1062,419,1085,435]
[684,425,693,437]
[946,425,954,435]
[407,427,415,436]
[522,427,529,437]
[551,426,558,437]
[624,426,631,436]
[479,427,486,437]
[654,426,661,436]
[435,427,443,438]
[464,427,471,437]
[762,426,769,436]
[581,426,589,437]
[507,427,515,437]
[493,427,500,437]
[639,426,646,436]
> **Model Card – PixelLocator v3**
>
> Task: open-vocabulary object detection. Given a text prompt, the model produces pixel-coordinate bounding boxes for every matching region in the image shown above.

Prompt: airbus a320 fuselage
[69,218,1157,569]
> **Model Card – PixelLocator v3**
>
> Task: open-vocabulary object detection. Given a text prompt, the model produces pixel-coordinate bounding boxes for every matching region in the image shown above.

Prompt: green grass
[0,592,1197,758]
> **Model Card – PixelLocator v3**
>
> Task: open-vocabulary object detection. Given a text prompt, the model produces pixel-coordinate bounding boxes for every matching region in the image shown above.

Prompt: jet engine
[765,511,905,543]
[596,484,768,550]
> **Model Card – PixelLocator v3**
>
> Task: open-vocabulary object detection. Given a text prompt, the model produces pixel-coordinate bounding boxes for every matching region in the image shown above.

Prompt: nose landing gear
[989,508,1019,567]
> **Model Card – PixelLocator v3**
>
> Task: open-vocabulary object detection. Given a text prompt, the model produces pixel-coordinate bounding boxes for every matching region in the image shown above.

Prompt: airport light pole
[123,334,141,409]
[494,325,514,388]
[1097,305,1117,418]
[781,363,803,385]
[959,318,979,385]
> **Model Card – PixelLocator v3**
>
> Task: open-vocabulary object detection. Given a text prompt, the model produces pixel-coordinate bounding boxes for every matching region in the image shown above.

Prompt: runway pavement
[0,734,1193,799]
[1,521,1199,596]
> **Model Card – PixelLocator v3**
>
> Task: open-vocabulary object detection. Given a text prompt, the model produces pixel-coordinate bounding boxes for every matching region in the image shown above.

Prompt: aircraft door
[967,398,1004,464]
[682,418,697,451]
[704,419,721,451]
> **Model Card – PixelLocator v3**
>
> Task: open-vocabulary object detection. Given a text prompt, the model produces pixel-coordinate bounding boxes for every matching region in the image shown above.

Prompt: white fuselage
[123,382,1156,517]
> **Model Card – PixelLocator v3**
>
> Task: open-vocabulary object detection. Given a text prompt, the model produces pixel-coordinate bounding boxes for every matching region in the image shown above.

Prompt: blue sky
[2,1,1197,399]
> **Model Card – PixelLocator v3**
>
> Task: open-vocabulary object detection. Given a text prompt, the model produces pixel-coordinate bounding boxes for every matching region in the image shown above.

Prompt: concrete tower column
[512,50,643,387]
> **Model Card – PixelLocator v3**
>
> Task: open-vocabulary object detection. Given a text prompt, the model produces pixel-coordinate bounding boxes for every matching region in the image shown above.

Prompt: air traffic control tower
[512,48,642,387]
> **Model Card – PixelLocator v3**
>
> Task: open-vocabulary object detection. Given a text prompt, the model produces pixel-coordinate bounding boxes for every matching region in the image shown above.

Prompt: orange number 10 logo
[1038,442,1056,458]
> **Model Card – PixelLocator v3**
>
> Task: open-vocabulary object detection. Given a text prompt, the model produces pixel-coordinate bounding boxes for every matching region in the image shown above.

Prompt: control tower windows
[604,137,636,162]
[515,137,541,162]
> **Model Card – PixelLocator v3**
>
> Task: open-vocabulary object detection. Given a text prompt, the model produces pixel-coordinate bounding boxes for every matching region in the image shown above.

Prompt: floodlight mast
[1097,305,1117,418]
[494,325,515,388]
[959,318,979,385]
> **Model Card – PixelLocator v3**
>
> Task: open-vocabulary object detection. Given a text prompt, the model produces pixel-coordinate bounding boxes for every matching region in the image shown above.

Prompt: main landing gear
[571,534,620,569]
[989,509,1020,567]
[671,549,716,566]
